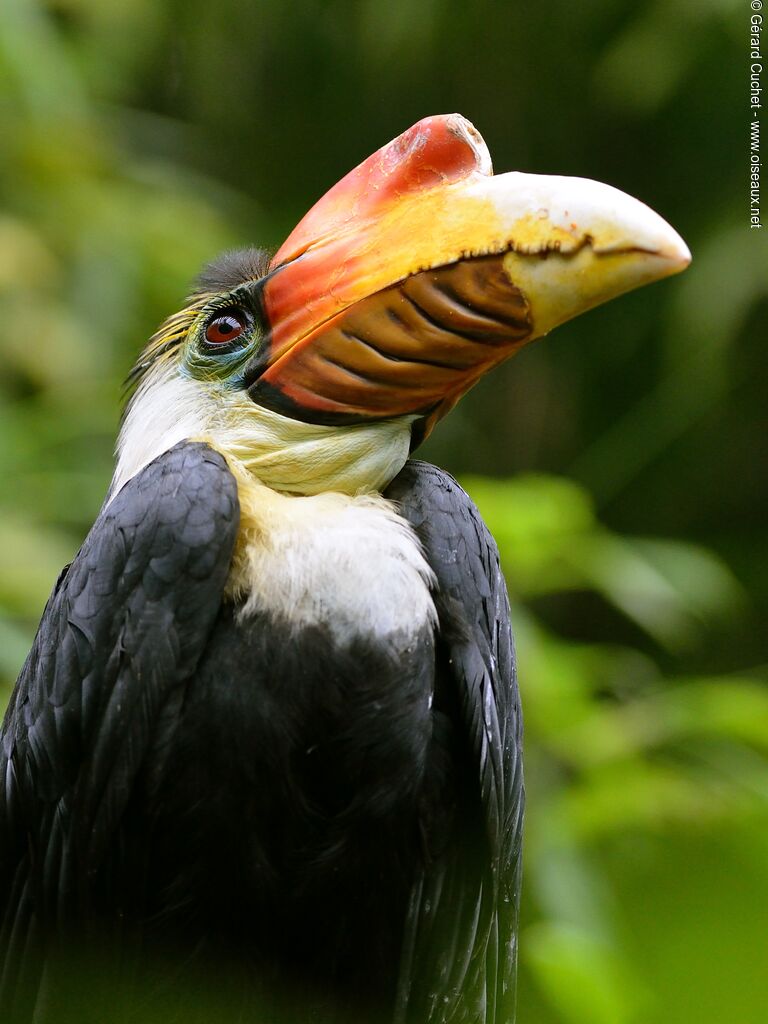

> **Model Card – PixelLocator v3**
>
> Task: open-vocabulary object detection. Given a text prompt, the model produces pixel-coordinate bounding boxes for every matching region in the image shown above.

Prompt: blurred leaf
[593,0,741,113]
[0,516,75,616]
[0,614,32,693]
[466,473,744,650]
[559,678,768,767]
[524,921,646,1024]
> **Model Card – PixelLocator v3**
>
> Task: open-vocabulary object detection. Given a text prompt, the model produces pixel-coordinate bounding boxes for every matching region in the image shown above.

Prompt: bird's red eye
[205,309,250,346]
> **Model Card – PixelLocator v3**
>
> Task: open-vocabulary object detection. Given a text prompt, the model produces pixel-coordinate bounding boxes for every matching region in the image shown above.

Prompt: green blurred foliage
[0,1,766,1022]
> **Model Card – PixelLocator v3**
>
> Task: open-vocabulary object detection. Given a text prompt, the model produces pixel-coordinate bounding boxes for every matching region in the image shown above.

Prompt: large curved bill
[246,114,690,430]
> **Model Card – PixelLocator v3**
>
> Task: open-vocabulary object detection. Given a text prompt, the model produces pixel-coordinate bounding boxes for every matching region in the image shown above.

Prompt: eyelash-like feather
[124,248,272,401]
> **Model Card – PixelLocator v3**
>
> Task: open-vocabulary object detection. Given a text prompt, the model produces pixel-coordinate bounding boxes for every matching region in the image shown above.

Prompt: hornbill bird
[0,115,689,1024]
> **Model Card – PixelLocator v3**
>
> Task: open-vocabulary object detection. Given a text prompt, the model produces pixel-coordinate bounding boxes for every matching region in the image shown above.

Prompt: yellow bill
[247,114,690,434]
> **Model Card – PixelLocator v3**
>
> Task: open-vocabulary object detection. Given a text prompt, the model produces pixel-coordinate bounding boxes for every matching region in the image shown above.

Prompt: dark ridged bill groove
[248,254,533,422]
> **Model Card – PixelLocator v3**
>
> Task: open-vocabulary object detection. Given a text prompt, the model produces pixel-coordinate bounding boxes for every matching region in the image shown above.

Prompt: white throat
[112,364,415,499]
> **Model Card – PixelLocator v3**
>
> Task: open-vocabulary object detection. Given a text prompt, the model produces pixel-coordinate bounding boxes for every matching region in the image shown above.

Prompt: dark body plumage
[1,443,523,1023]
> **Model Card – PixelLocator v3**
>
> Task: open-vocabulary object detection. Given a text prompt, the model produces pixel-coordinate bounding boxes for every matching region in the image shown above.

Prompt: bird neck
[111,365,435,643]
[112,365,416,498]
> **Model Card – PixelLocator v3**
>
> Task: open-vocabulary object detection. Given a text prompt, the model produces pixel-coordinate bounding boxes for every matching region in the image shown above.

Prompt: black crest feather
[196,247,272,292]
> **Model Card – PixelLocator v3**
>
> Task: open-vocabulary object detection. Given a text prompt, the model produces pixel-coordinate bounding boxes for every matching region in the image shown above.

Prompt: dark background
[1,2,766,1021]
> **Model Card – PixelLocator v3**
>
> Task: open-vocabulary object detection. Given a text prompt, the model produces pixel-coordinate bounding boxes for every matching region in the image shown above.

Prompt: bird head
[113,114,690,497]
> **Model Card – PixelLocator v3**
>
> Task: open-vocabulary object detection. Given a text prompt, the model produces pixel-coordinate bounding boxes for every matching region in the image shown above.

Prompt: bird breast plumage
[141,484,447,994]
[226,468,439,646]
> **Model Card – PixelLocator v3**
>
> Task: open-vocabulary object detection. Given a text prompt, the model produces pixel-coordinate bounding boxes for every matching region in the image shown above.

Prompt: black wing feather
[386,460,524,1024]
[2,445,520,1024]
[0,441,238,1020]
